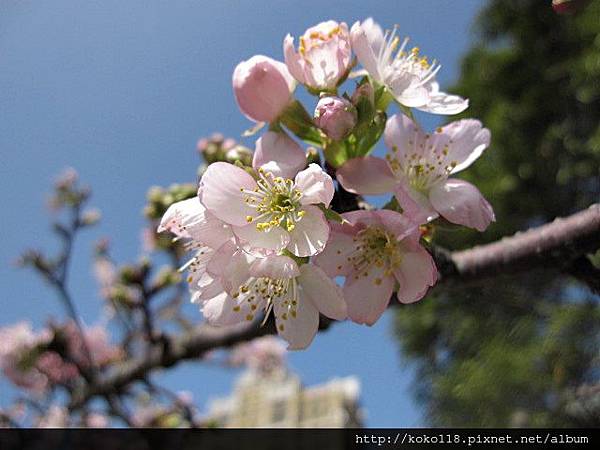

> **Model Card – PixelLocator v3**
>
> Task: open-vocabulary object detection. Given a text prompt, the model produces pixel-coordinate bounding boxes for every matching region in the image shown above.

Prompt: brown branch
[69,203,600,409]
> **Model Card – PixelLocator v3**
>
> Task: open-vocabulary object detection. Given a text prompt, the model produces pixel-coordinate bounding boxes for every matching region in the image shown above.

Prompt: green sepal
[353,111,387,157]
[316,203,347,224]
[279,100,323,146]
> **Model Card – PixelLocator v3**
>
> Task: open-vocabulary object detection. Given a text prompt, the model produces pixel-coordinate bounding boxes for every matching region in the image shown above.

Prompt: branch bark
[69,203,600,409]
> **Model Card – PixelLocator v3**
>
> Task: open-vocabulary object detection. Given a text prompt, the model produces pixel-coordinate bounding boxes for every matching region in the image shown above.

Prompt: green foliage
[394,0,600,427]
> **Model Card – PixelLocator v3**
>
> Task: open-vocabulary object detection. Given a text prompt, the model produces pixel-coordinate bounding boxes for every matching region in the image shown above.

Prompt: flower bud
[232,55,295,123]
[225,145,253,166]
[314,96,357,141]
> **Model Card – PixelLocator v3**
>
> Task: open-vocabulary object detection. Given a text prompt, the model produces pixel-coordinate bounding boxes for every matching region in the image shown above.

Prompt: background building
[206,365,362,428]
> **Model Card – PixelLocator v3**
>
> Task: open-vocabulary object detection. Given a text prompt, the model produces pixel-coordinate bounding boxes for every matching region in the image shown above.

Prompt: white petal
[198,162,257,227]
[294,163,335,207]
[233,222,291,253]
[417,82,469,115]
[298,264,346,320]
[157,198,204,238]
[436,119,491,174]
[287,205,330,257]
[274,288,320,350]
[429,179,495,231]
[206,241,238,277]
[249,255,300,279]
[384,113,427,162]
[253,131,307,179]
[220,249,255,295]
[202,291,260,326]
[350,20,381,82]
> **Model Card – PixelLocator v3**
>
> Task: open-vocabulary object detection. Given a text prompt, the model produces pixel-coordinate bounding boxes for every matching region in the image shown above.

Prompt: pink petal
[429,179,495,231]
[249,255,300,279]
[336,156,397,195]
[198,162,257,227]
[343,266,394,326]
[252,131,307,179]
[374,209,420,241]
[437,119,490,174]
[294,164,335,206]
[312,230,356,277]
[274,288,320,350]
[287,205,330,257]
[393,247,437,304]
[394,183,439,225]
[298,264,346,320]
[283,34,306,85]
[232,55,295,123]
[233,222,291,253]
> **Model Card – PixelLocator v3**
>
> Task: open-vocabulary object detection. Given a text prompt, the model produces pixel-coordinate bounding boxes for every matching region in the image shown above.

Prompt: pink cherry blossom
[314,210,437,325]
[337,113,495,231]
[0,322,49,394]
[200,253,346,350]
[350,18,468,114]
[284,20,352,91]
[198,156,334,257]
[229,335,287,374]
[158,197,233,250]
[314,95,357,141]
[233,55,296,123]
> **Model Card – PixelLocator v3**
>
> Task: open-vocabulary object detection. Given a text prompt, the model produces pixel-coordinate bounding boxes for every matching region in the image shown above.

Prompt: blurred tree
[395,0,600,427]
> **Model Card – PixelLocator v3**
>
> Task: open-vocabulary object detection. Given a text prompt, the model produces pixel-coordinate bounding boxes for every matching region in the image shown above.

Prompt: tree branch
[69,203,600,409]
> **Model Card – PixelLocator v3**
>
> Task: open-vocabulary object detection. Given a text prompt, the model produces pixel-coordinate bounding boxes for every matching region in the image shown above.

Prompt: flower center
[347,226,403,281]
[299,25,342,56]
[385,135,459,192]
[241,168,304,232]
[232,276,299,332]
[378,28,440,88]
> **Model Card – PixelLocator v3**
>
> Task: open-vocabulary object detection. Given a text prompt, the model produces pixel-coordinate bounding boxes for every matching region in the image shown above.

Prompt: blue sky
[0,0,483,426]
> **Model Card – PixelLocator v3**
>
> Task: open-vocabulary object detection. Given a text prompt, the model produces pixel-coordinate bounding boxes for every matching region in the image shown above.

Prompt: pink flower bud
[232,55,295,123]
[314,96,357,141]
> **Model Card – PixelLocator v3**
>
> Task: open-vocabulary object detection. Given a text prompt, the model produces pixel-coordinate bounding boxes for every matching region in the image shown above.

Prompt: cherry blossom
[284,20,352,92]
[198,137,334,257]
[350,18,468,114]
[337,113,495,231]
[200,253,346,350]
[314,210,437,325]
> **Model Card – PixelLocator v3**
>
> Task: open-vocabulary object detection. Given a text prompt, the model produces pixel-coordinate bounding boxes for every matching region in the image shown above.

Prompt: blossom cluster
[0,321,121,394]
[159,18,495,349]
